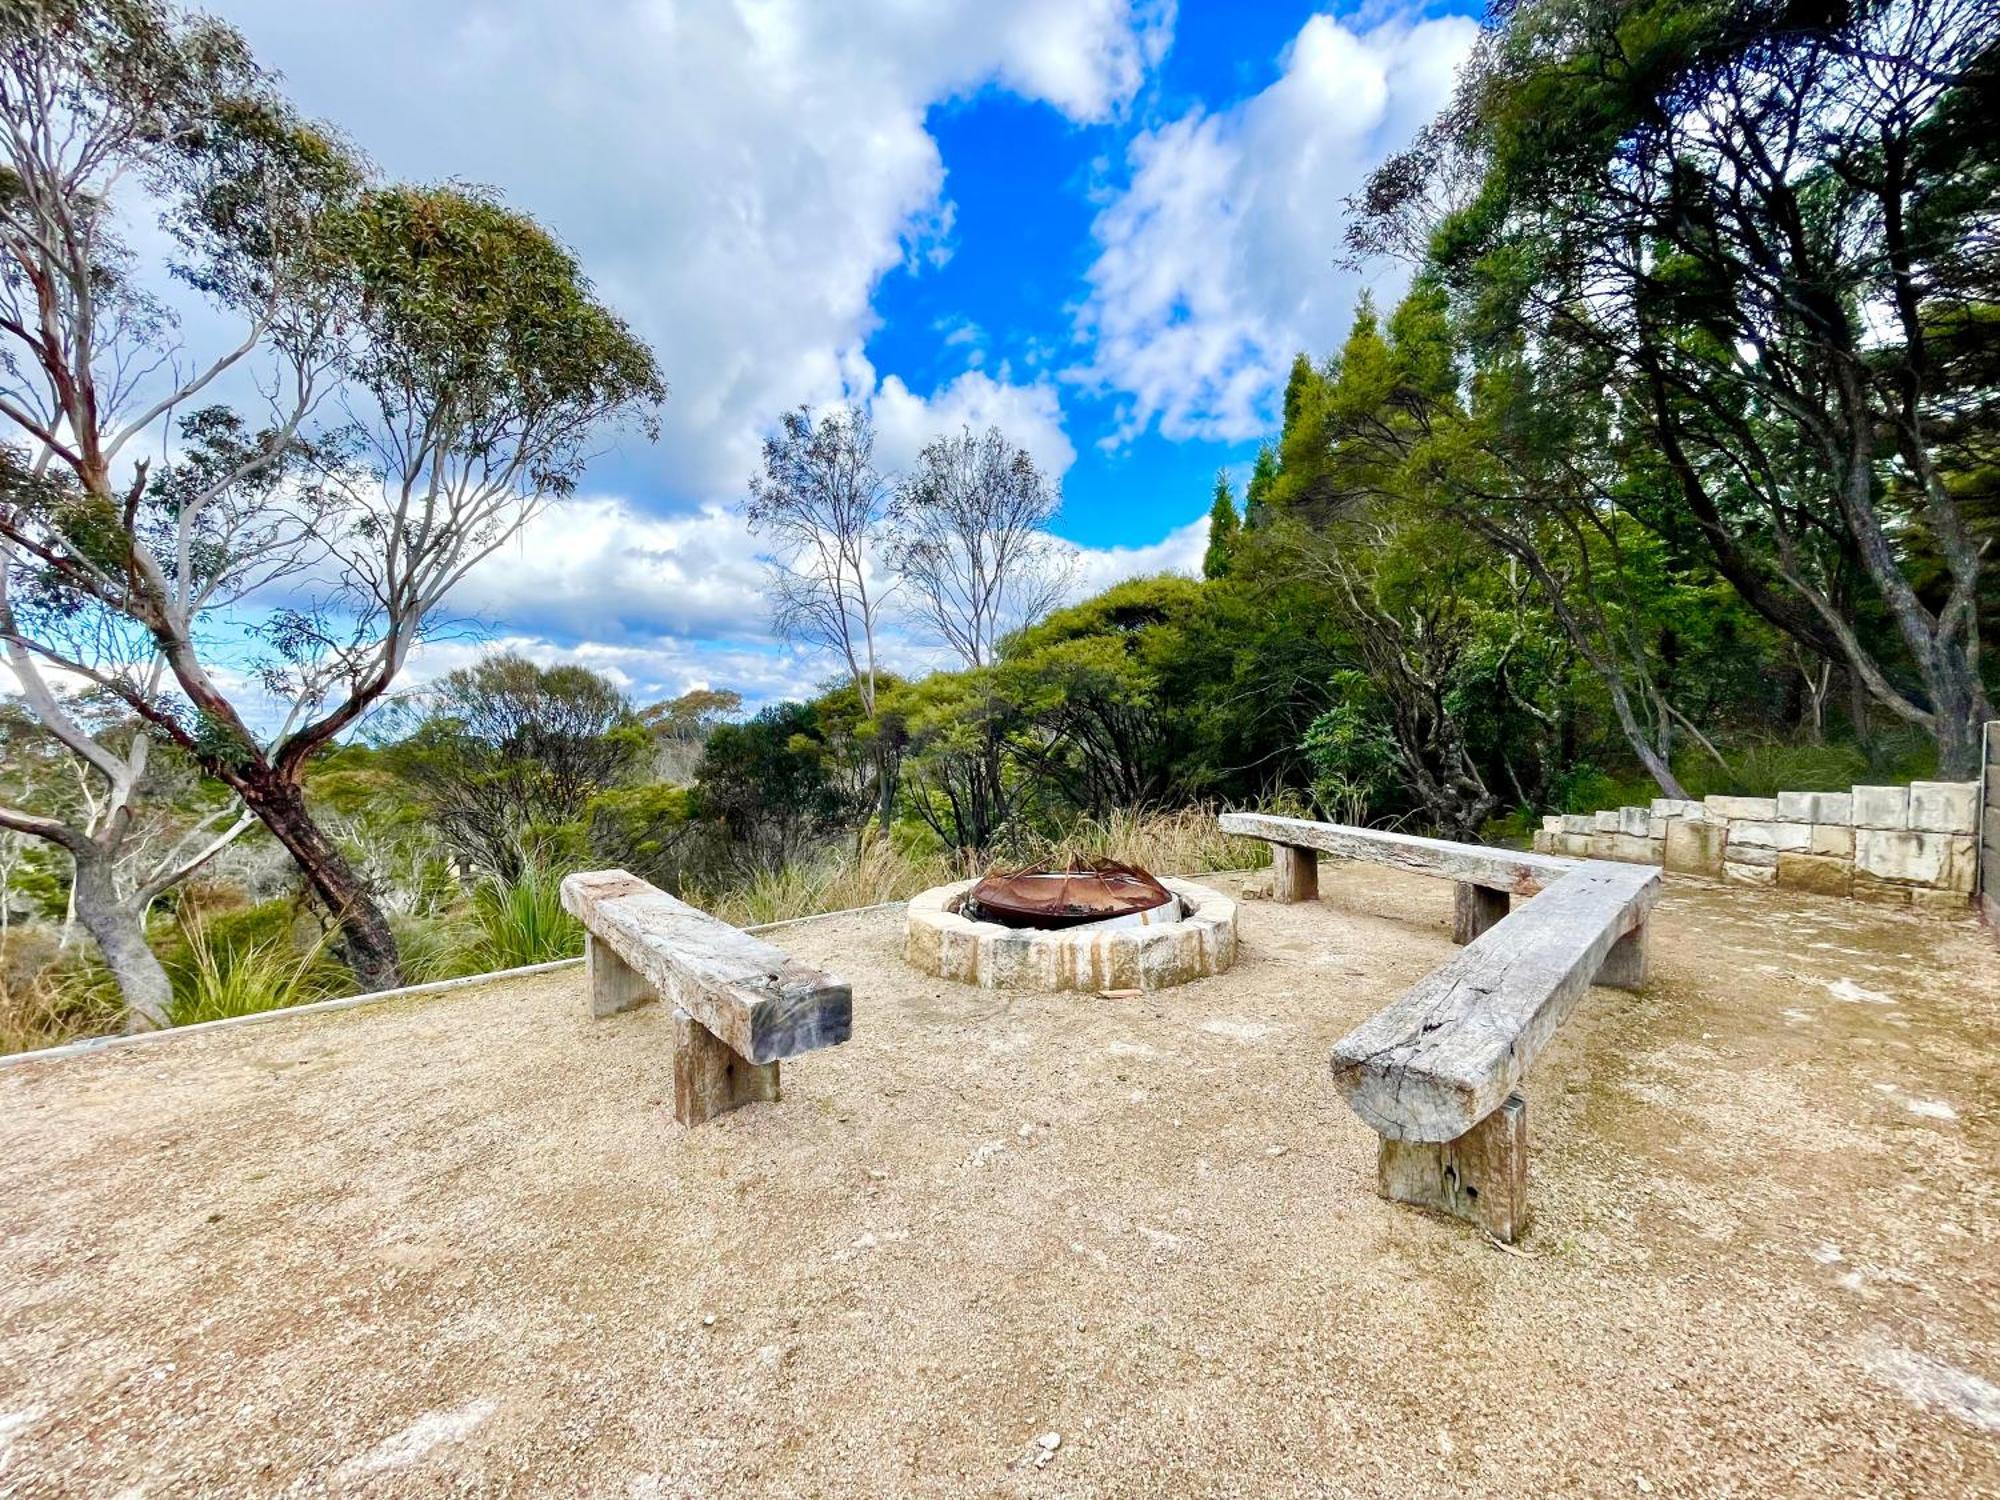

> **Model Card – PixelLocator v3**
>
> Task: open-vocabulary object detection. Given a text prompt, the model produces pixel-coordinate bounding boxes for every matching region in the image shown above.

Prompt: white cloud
[445,498,772,646]
[431,489,1210,710]
[1070,11,1477,444]
[212,0,1171,500]
[396,632,825,711]
[870,368,1076,479]
[1061,513,1210,598]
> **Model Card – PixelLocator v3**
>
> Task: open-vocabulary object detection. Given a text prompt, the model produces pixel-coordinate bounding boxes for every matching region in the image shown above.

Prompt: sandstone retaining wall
[1982,721,1998,933]
[1532,777,1982,911]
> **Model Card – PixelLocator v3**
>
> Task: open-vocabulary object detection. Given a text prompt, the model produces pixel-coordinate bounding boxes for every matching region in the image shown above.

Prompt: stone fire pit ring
[905,877,1237,992]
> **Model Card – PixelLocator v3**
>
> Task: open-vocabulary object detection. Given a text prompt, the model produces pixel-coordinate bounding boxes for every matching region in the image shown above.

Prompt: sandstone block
[1723,860,1776,886]
[1706,795,1778,821]
[1943,834,1977,895]
[1776,790,1851,825]
[1777,852,1852,898]
[1725,842,1777,868]
[1594,809,1620,833]
[1663,819,1726,877]
[1618,805,1651,837]
[1910,887,1972,914]
[1909,780,1978,834]
[1559,833,1592,857]
[1562,813,1595,835]
[1532,830,1553,854]
[1651,798,1704,821]
[1589,833,1618,860]
[1607,832,1659,864]
[1728,820,1811,851]
[1852,785,1910,829]
[1855,828,1951,885]
[1809,824,1854,859]
[1852,876,1913,907]
[1542,814,1565,833]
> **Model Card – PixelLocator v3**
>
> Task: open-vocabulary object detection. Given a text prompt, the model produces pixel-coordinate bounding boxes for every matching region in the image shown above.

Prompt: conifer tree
[1203,473,1240,579]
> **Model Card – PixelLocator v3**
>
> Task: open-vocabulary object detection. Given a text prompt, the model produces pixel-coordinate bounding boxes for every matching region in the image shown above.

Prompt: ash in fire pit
[964,858,1178,931]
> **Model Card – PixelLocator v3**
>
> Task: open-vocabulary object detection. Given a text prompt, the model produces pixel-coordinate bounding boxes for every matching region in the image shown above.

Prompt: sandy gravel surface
[1,868,1996,1497]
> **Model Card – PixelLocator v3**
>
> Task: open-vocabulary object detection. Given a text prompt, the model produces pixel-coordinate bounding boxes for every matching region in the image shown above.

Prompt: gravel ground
[1,868,1996,1498]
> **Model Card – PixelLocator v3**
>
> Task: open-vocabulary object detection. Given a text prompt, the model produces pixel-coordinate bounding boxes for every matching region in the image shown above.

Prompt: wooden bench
[560,870,852,1127]
[1218,813,1660,1240]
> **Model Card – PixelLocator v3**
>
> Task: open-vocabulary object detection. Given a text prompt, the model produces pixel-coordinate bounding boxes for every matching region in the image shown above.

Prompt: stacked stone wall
[1982,721,1999,933]
[1532,777,1982,911]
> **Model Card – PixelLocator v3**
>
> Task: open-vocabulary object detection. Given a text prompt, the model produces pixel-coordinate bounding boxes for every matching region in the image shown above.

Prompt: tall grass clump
[1020,806,1268,877]
[0,930,124,1053]
[455,864,584,971]
[168,918,347,1027]
[700,832,963,928]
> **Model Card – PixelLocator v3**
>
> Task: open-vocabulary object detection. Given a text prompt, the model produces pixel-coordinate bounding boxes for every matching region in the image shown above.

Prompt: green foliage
[583,782,701,888]
[697,700,861,863]
[167,911,345,1026]
[329,185,665,495]
[1301,695,1401,825]
[1370,0,1998,774]
[458,866,584,971]
[1242,444,1278,530]
[384,653,643,880]
[1202,473,1240,580]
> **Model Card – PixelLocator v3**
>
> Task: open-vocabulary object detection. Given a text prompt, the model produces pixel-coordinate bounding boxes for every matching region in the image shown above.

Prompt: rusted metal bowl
[964,858,1176,931]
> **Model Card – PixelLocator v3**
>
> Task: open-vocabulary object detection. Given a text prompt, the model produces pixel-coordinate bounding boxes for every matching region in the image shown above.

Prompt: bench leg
[673,1008,780,1126]
[1595,920,1648,990]
[1272,844,1319,903]
[588,934,654,1017]
[1451,882,1510,944]
[1377,1093,1530,1243]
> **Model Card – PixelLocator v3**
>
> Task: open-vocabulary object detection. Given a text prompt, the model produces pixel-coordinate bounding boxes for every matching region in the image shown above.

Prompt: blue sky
[189,0,1481,707]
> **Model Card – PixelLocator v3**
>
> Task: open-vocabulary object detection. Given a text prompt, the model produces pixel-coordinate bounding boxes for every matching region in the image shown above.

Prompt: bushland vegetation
[3,0,1993,1051]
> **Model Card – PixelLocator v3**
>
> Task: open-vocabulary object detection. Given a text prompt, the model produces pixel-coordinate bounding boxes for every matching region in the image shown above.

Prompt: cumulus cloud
[1070,11,1477,444]
[1060,513,1210,598]
[436,487,1209,710]
[214,0,1171,499]
[871,368,1076,479]
[445,498,772,646]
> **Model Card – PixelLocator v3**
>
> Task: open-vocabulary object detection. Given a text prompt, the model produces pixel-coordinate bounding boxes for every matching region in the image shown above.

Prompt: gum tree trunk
[68,852,173,1033]
[238,777,402,993]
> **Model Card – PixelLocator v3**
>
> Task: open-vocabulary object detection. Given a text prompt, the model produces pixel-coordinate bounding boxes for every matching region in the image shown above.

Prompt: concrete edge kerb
[0,871,1271,1070]
[0,899,916,1070]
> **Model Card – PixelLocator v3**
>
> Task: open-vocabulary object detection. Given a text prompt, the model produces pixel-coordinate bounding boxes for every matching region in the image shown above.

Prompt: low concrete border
[0,900,913,1071]
[904,878,1237,991]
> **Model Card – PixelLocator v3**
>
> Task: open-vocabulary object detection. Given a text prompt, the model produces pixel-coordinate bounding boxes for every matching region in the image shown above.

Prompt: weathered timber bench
[560,870,852,1127]
[1220,812,1580,942]
[1218,813,1660,1240]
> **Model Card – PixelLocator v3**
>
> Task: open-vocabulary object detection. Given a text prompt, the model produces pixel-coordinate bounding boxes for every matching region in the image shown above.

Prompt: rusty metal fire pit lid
[965,858,1175,931]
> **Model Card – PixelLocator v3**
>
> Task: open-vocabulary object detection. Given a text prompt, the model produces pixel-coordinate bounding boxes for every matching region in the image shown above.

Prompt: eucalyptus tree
[746,405,897,825]
[889,424,1074,669]
[0,665,253,1031]
[387,653,642,881]
[0,0,664,991]
[1359,0,1998,773]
